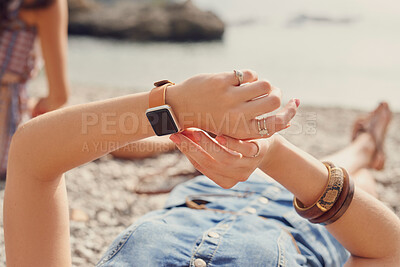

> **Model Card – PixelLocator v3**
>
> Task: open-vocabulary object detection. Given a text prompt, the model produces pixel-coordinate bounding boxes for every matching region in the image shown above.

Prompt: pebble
[1,105,399,267]
[70,208,90,222]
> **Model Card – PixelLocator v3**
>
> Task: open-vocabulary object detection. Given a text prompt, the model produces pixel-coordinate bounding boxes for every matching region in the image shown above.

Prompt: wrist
[258,134,330,207]
[47,92,69,107]
[259,134,284,171]
[165,83,191,129]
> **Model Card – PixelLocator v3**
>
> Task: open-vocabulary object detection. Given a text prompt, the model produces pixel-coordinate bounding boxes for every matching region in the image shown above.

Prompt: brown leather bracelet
[321,168,355,225]
[309,167,351,224]
[294,162,344,220]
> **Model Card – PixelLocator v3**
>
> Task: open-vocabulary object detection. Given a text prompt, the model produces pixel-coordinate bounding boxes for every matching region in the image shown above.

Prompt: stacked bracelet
[293,162,344,220]
[310,167,355,225]
[294,162,354,225]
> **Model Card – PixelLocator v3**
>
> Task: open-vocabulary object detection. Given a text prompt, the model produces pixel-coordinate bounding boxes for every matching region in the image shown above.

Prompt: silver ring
[234,70,244,85]
[257,118,269,137]
[248,141,261,158]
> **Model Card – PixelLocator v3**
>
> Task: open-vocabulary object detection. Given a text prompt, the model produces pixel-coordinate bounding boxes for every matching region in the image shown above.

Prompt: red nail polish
[216,136,227,145]
[294,99,300,107]
[193,132,202,142]
[169,134,181,145]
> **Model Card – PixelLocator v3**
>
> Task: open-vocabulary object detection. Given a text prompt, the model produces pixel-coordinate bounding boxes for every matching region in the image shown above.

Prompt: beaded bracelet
[293,162,344,220]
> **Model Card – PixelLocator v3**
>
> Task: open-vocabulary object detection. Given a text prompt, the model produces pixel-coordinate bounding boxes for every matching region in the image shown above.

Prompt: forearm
[38,0,69,105]
[4,92,154,266]
[4,70,287,266]
[11,92,154,180]
[260,135,400,261]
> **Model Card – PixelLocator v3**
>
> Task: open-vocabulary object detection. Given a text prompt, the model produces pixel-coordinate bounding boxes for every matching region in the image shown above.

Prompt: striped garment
[0,0,37,177]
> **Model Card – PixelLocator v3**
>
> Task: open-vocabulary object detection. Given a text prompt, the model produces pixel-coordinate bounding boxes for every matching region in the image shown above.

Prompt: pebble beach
[1,0,400,264]
[0,82,399,266]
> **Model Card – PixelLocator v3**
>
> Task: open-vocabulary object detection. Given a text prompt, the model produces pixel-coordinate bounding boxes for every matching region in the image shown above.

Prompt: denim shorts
[97,171,349,266]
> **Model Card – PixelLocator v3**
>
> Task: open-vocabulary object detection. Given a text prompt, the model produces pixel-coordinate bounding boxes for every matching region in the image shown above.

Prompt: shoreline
[29,78,400,112]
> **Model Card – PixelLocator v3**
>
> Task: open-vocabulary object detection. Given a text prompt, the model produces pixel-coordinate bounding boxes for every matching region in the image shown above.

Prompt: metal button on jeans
[271,187,281,193]
[194,258,207,267]
[208,231,220,238]
[245,207,257,214]
[258,197,269,204]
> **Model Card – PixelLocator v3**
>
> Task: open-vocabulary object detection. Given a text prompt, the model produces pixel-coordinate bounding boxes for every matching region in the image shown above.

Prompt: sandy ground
[1,83,399,266]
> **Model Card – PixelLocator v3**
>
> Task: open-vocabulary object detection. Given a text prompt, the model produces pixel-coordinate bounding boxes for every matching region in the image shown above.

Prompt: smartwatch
[146,80,182,136]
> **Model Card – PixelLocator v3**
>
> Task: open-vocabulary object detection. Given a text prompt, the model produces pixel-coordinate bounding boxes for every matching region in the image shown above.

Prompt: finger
[232,80,272,102]
[181,129,243,162]
[267,98,299,133]
[242,86,282,118]
[183,152,239,189]
[180,129,253,181]
[222,69,258,86]
[32,108,46,118]
[252,98,299,138]
[170,133,213,163]
[215,135,259,158]
[171,133,240,188]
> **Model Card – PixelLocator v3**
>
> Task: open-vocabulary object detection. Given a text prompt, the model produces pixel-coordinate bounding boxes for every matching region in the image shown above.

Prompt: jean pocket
[96,225,137,266]
[277,228,308,267]
[282,210,350,266]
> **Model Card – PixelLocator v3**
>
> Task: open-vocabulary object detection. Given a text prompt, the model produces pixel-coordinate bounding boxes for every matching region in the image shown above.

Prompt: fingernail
[216,136,227,145]
[181,129,190,136]
[226,148,242,157]
[230,151,242,158]
[294,98,300,107]
[193,131,202,142]
[169,134,181,145]
[284,123,291,129]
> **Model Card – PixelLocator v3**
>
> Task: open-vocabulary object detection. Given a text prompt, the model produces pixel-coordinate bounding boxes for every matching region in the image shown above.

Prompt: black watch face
[146,108,179,136]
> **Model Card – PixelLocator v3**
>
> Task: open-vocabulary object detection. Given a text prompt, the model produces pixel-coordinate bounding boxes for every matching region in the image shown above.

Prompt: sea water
[65,0,400,111]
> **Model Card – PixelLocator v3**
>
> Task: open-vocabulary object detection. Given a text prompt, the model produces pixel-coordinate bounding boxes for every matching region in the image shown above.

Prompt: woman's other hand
[169,98,299,188]
[31,95,67,118]
[169,128,266,188]
[166,70,296,139]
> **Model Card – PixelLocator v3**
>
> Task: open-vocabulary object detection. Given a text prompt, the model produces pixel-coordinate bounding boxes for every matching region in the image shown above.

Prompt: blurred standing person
[1,0,175,172]
[0,0,70,179]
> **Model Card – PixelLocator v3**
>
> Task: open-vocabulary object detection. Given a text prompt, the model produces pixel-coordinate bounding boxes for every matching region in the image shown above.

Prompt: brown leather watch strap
[148,80,174,108]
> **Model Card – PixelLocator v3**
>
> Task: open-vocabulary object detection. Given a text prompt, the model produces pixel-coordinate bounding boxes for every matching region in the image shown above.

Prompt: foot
[352,102,392,170]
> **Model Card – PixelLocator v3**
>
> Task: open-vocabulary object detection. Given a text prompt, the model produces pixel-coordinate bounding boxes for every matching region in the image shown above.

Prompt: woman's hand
[169,98,299,188]
[166,70,297,139]
[169,130,272,189]
[169,128,268,188]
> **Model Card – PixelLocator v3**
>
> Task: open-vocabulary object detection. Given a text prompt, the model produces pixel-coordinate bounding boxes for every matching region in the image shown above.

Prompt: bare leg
[320,101,393,198]
[321,133,375,175]
[351,168,378,198]
[320,133,380,197]
[111,136,176,159]
[352,102,392,170]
